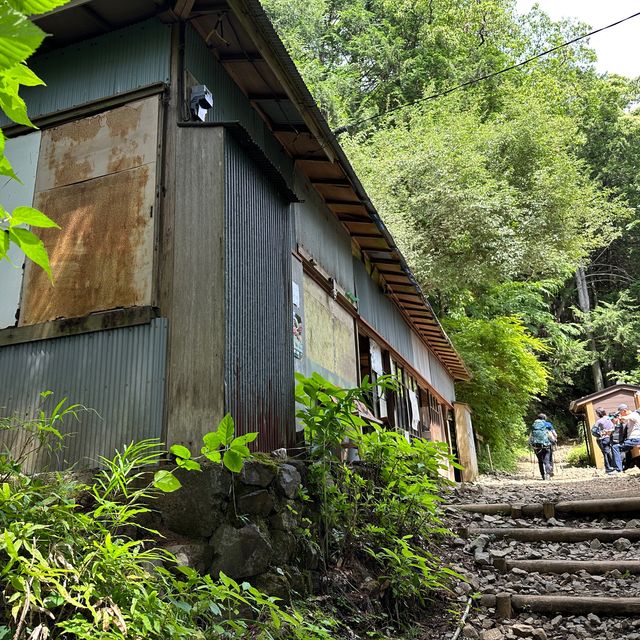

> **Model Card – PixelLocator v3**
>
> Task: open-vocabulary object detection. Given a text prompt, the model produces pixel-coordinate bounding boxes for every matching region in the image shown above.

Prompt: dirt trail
[443,451,640,640]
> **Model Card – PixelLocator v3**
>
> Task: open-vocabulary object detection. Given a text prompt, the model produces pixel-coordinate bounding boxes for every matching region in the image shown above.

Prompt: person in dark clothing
[529,413,554,480]
[592,407,616,474]
[610,412,626,473]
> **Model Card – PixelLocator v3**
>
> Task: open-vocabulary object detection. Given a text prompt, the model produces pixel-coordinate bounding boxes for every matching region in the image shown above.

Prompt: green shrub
[565,442,590,468]
[295,373,461,619]
[0,401,330,640]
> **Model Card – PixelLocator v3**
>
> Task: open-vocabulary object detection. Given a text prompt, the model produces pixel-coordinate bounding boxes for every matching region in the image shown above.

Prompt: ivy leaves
[152,414,258,492]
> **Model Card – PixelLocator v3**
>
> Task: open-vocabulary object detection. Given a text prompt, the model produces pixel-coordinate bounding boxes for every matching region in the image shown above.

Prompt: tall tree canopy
[264,0,640,468]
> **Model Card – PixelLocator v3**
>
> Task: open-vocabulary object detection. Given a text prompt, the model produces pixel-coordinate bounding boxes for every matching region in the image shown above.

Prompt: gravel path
[443,453,640,640]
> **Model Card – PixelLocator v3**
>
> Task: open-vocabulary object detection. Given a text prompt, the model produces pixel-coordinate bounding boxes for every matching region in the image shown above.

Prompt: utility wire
[333,10,640,135]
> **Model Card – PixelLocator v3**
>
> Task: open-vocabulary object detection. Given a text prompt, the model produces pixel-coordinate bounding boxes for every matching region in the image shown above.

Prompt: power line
[333,10,640,135]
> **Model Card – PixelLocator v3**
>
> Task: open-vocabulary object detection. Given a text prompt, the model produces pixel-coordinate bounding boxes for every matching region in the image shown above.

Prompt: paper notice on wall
[409,390,420,430]
[370,340,383,374]
[292,281,300,308]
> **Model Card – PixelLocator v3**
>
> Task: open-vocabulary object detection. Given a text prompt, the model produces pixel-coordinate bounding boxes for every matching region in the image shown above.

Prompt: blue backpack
[530,419,550,446]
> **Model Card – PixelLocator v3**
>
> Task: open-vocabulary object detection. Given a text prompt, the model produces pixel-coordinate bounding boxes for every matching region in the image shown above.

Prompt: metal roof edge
[231,0,470,381]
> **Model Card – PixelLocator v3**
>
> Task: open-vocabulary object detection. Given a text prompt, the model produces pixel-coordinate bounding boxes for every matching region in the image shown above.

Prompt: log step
[482,593,640,617]
[457,496,640,518]
[464,527,640,542]
[493,558,640,574]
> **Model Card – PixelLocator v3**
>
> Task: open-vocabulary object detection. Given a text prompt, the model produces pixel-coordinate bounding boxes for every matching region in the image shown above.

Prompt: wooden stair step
[464,527,640,542]
[493,558,640,574]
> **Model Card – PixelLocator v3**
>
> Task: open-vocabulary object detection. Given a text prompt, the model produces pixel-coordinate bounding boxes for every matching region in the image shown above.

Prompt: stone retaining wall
[148,457,321,600]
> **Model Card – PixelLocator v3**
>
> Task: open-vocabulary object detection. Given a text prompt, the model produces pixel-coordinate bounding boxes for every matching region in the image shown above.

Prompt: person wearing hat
[618,404,640,457]
[591,407,616,474]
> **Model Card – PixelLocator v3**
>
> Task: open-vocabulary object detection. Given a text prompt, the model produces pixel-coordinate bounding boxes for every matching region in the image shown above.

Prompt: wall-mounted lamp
[190,84,214,122]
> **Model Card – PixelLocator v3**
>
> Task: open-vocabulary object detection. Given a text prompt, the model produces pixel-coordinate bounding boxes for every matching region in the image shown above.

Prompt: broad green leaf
[10,206,59,228]
[217,413,235,445]
[177,458,201,472]
[0,155,18,181]
[202,430,222,450]
[2,62,43,87]
[201,447,221,463]
[169,444,191,460]
[152,470,181,493]
[0,77,33,127]
[7,0,71,16]
[222,449,243,473]
[9,227,52,278]
[229,442,250,458]
[0,5,45,71]
[231,431,258,447]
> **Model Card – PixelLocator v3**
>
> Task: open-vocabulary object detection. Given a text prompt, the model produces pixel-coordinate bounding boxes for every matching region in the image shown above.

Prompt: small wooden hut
[569,384,640,468]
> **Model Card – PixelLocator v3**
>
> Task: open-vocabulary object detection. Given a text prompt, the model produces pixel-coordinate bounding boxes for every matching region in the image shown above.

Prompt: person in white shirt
[618,404,640,454]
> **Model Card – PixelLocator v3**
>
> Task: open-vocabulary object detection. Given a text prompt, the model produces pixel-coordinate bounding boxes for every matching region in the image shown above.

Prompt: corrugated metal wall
[294,174,354,292]
[429,352,456,404]
[184,25,294,186]
[1,20,170,127]
[0,319,167,470]
[353,257,414,362]
[224,132,295,450]
[354,257,455,401]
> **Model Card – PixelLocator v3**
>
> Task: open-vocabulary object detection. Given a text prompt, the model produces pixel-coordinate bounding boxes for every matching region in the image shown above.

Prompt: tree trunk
[575,266,605,390]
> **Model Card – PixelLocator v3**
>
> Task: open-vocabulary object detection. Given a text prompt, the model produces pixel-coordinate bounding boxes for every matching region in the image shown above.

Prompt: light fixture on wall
[190,85,214,122]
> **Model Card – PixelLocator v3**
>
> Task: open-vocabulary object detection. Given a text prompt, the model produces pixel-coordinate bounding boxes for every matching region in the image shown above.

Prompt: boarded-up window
[303,275,357,387]
[19,97,159,326]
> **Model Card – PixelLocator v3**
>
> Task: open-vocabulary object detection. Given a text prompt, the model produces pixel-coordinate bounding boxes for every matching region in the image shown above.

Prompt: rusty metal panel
[35,98,159,191]
[302,275,358,388]
[0,318,167,471]
[1,19,170,127]
[0,131,41,329]
[224,131,295,451]
[19,98,159,326]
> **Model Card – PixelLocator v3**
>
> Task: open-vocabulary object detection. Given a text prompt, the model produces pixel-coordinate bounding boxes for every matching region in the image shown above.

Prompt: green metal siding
[184,25,294,185]
[7,19,170,126]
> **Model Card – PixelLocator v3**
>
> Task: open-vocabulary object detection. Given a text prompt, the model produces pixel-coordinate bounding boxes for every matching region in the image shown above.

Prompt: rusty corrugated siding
[224,132,295,450]
[0,319,167,471]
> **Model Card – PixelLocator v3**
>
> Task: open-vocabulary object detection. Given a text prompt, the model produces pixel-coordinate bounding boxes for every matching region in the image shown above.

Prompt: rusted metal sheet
[224,131,295,451]
[35,98,159,191]
[19,98,159,326]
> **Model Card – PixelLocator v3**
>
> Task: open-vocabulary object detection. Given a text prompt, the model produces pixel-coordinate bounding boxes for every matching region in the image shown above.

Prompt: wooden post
[543,502,555,520]
[585,402,604,469]
[495,593,512,619]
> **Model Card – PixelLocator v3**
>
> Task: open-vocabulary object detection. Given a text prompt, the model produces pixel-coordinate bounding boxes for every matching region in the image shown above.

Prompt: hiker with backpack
[529,413,556,480]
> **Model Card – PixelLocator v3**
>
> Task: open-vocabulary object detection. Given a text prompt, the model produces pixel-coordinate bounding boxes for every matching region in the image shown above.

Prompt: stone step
[457,496,640,519]
[464,527,640,542]
[493,558,640,574]
[482,593,640,617]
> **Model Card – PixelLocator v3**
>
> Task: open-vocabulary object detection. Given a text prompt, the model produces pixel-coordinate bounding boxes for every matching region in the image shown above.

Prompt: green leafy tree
[0,0,67,279]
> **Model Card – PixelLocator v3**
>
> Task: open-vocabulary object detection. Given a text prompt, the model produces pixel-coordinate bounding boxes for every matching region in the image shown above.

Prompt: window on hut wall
[357,332,388,420]
[428,391,445,443]
[18,97,159,326]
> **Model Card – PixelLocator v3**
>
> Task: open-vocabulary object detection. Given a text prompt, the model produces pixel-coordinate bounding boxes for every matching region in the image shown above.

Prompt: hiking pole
[530,447,535,477]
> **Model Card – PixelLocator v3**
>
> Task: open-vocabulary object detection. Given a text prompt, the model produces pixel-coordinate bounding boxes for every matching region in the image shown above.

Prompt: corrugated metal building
[0,0,471,470]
